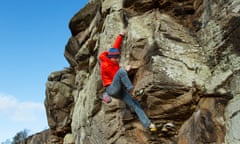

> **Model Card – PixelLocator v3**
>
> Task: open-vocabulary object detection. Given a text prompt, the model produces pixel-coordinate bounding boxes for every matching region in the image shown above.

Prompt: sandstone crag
[42,0,240,144]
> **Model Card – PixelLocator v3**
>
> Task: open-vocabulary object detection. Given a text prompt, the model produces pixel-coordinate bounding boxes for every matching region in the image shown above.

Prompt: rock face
[20,129,50,144]
[43,0,240,144]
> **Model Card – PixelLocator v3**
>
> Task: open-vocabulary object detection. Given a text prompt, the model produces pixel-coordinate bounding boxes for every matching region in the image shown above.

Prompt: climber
[98,29,157,132]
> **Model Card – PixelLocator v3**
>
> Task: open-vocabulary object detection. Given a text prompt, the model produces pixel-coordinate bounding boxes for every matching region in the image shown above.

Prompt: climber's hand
[120,29,127,36]
[125,65,131,72]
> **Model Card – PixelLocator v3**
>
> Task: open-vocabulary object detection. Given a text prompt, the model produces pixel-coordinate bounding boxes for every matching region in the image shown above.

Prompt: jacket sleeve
[112,34,124,49]
[99,51,108,61]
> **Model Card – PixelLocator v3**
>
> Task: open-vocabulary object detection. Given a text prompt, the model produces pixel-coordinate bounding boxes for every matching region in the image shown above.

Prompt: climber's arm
[112,29,126,49]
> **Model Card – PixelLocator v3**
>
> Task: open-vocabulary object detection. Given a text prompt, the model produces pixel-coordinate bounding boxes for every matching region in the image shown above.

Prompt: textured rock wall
[195,1,240,143]
[43,0,240,144]
[20,129,50,144]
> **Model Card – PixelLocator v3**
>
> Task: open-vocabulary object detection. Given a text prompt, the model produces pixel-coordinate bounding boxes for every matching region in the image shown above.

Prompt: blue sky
[0,0,88,142]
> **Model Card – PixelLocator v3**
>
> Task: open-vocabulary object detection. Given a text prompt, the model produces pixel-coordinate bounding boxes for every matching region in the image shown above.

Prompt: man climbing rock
[99,30,157,132]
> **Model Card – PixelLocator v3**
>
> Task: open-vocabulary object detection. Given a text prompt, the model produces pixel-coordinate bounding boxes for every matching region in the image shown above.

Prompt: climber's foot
[102,92,112,104]
[149,123,157,132]
[134,88,144,97]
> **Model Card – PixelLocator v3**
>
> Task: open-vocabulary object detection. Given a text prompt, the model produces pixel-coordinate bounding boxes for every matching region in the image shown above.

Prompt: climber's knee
[118,68,128,77]
[106,86,120,98]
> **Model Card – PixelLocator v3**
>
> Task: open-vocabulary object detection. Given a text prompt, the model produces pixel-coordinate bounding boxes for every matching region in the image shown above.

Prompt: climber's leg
[106,68,133,98]
[120,90,151,128]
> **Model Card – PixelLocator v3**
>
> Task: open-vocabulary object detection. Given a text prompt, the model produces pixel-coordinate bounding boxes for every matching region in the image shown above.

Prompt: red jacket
[99,34,124,87]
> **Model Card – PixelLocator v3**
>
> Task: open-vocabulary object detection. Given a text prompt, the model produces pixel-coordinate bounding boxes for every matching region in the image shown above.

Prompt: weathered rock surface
[41,0,240,144]
[20,129,50,144]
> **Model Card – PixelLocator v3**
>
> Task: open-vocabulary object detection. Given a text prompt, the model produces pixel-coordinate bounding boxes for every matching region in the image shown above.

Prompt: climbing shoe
[102,92,112,104]
[134,88,145,97]
[149,123,157,132]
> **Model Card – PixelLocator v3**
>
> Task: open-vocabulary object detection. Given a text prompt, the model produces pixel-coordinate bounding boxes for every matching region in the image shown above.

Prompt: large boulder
[43,0,240,143]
